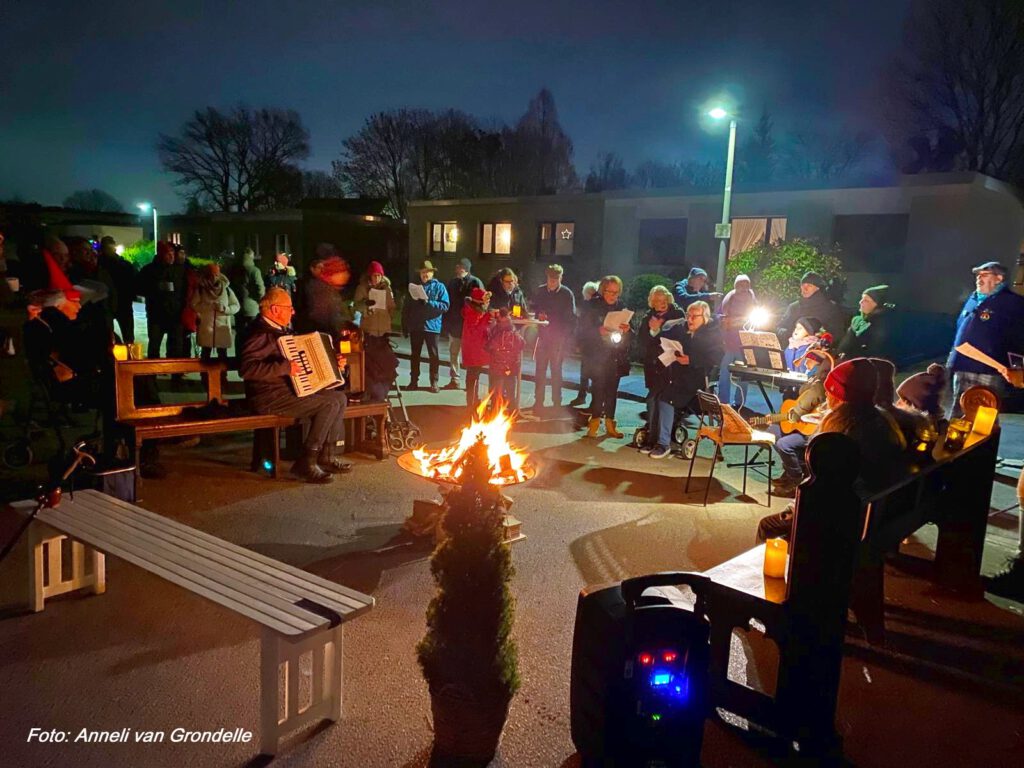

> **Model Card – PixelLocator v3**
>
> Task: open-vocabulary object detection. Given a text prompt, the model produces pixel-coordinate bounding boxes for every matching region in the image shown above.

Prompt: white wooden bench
[18,489,375,756]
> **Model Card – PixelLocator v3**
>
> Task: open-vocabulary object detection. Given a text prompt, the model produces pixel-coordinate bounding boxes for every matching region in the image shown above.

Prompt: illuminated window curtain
[769,217,788,244]
[728,218,768,257]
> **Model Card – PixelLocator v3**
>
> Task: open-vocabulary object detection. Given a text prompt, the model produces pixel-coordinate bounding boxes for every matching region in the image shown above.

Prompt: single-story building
[0,203,143,260]
[407,172,1024,316]
[159,197,407,276]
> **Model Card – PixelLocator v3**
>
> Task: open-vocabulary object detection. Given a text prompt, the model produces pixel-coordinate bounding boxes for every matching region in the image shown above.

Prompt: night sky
[1,0,911,212]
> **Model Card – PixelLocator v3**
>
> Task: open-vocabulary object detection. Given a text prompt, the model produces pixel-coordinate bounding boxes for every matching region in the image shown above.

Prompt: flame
[411,395,530,485]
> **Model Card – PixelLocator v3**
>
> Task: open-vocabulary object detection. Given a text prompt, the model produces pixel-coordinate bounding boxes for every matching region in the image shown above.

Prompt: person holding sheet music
[638,285,683,455]
[240,287,352,484]
[580,275,631,439]
[645,300,722,458]
[401,260,450,393]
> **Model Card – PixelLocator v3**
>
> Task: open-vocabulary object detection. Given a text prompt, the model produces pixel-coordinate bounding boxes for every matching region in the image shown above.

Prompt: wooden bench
[19,489,374,756]
[114,358,389,494]
[640,424,1001,760]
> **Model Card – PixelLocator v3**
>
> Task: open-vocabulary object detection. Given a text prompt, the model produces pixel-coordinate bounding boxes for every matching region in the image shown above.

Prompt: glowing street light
[136,202,158,244]
[707,106,738,291]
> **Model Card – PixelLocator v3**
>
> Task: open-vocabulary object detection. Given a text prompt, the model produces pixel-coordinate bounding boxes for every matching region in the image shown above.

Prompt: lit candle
[112,344,128,361]
[763,538,788,579]
[972,405,997,437]
[339,340,352,354]
[512,305,522,318]
[129,342,144,360]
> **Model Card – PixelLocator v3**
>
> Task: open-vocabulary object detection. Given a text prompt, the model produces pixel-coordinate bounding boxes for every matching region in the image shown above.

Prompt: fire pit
[398,400,536,543]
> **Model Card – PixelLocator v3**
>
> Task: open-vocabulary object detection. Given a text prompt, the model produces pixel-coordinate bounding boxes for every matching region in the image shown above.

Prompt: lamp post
[136,202,157,244]
[708,108,737,291]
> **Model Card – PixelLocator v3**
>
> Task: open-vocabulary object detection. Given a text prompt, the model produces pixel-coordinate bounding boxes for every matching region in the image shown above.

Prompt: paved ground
[0,329,1022,767]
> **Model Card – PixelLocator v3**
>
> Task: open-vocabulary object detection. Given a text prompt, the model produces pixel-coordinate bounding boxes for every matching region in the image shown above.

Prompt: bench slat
[60,493,369,617]
[54,491,373,612]
[37,506,320,636]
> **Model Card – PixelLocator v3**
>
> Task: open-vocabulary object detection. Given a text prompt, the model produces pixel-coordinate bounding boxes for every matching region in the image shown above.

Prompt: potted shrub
[417,443,520,765]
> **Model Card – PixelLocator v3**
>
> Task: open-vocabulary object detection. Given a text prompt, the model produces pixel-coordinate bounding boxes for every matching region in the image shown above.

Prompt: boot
[568,392,587,407]
[318,445,353,474]
[604,418,624,439]
[292,449,333,484]
[586,417,601,437]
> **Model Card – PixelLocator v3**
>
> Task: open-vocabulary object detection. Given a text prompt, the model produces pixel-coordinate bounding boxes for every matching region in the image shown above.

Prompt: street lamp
[708,107,737,290]
[136,202,158,244]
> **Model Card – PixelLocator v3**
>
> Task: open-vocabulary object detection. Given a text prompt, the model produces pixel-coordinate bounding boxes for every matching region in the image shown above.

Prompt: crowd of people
[1,227,1022,496]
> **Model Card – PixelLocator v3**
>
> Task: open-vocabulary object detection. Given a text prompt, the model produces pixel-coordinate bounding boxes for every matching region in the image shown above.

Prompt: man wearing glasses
[240,287,352,483]
[947,261,1024,416]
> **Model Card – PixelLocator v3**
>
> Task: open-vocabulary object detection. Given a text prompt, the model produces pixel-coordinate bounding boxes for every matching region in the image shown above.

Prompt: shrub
[417,444,520,702]
[625,272,674,312]
[726,238,845,309]
[122,240,155,268]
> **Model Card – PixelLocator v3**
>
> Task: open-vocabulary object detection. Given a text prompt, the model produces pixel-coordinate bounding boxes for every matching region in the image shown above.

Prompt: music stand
[737,331,787,411]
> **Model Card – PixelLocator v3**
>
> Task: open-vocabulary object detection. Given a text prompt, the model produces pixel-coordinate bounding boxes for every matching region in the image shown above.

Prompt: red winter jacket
[461,304,492,367]
[486,321,525,375]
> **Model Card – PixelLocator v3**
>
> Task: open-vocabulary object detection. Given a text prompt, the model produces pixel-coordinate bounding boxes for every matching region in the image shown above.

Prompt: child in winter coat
[784,316,822,374]
[485,308,525,411]
[460,287,493,411]
[191,263,240,361]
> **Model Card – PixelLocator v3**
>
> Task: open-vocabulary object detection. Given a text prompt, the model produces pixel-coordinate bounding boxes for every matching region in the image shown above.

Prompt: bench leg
[260,625,343,756]
[28,523,106,612]
[375,414,388,459]
[272,427,280,479]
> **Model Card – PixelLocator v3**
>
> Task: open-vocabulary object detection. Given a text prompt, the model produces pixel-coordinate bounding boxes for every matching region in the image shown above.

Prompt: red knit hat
[469,287,490,303]
[824,358,878,406]
[318,255,350,280]
[367,260,385,276]
[43,249,81,302]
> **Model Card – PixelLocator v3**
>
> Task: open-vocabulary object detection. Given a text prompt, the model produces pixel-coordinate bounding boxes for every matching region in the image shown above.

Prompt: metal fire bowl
[397,449,537,487]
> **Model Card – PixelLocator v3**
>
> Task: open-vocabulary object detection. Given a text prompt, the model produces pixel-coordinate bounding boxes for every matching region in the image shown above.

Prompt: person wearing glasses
[486,267,528,315]
[240,287,352,484]
[947,260,1024,415]
[580,275,631,438]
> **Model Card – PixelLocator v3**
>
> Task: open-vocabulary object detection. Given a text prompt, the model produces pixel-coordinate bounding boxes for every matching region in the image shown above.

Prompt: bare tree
[62,189,124,212]
[779,129,873,181]
[886,0,1024,181]
[505,89,579,195]
[630,159,722,190]
[585,152,628,192]
[300,170,345,199]
[738,106,778,183]
[334,110,418,218]
[158,106,310,212]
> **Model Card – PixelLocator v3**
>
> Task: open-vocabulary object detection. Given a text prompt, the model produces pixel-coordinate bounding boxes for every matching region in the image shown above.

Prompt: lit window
[169,232,182,245]
[481,222,511,256]
[275,234,290,254]
[430,222,458,254]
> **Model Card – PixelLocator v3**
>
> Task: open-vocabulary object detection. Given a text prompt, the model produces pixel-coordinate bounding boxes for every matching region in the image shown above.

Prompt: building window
[246,233,261,259]
[832,214,909,272]
[275,233,290,254]
[728,217,787,257]
[537,222,574,259]
[638,219,688,265]
[430,222,459,254]
[168,232,182,245]
[481,222,512,256]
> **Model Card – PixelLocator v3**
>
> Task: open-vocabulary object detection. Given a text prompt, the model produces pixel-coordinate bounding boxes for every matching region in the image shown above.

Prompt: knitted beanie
[896,363,947,415]
[863,285,890,307]
[801,271,827,290]
[824,358,878,406]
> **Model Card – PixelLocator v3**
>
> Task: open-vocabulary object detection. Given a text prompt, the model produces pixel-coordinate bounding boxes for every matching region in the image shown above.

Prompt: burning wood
[411,397,532,486]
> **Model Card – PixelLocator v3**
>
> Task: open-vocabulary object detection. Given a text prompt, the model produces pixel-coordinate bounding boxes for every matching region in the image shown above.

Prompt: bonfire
[411,397,531,486]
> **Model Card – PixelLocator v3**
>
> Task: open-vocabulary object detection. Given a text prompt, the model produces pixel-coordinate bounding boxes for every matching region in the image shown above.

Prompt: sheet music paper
[408,283,428,301]
[369,288,388,310]
[739,330,781,350]
[603,309,634,331]
[659,337,683,366]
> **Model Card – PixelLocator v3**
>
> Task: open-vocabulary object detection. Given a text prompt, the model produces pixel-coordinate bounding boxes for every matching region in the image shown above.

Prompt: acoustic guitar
[746,398,821,436]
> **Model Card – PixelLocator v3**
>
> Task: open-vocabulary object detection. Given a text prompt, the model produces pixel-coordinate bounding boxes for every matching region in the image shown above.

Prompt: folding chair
[685,390,775,507]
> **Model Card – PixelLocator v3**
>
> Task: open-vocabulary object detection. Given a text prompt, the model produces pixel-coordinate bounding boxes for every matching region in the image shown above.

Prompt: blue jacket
[672,280,715,310]
[402,278,450,334]
[948,286,1024,374]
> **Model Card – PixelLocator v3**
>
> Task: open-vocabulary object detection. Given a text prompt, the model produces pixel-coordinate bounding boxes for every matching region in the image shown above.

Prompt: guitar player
[767,349,833,497]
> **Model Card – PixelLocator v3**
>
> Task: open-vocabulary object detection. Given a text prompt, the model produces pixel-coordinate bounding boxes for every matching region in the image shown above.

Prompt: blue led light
[262,460,273,471]
[652,672,672,686]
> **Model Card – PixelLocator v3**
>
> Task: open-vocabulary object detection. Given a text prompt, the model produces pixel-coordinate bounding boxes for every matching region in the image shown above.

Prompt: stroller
[631,371,718,461]
[386,381,422,452]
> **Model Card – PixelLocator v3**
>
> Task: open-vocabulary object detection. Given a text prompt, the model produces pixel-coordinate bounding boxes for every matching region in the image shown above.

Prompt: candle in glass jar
[512,305,522,318]
[972,405,997,437]
[129,342,144,360]
[339,340,352,354]
[113,344,128,361]
[763,538,788,579]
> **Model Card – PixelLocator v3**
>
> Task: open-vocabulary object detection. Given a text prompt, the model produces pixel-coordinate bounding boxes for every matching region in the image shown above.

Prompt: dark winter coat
[836,306,895,360]
[239,316,293,410]
[136,259,186,326]
[266,264,297,295]
[486,275,528,315]
[443,274,484,336]
[98,253,138,317]
[296,277,355,341]
[486,320,525,375]
[777,290,848,341]
[650,318,723,408]
[672,280,716,310]
[947,285,1024,375]
[401,278,449,334]
[641,305,685,389]
[531,283,576,339]
[580,295,631,375]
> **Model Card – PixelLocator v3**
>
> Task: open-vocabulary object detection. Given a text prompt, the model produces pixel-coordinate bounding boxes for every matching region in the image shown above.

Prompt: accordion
[278,332,345,397]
